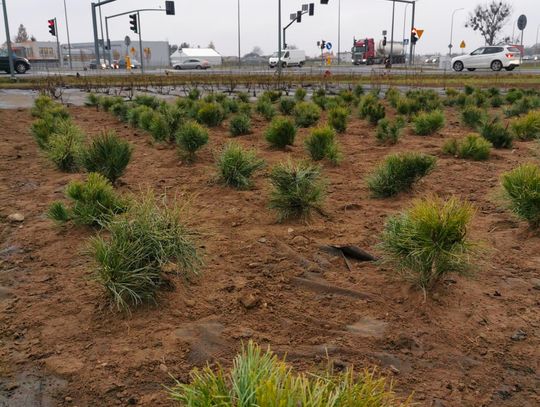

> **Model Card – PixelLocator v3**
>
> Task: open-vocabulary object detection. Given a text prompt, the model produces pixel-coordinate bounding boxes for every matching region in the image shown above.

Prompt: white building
[170,48,222,66]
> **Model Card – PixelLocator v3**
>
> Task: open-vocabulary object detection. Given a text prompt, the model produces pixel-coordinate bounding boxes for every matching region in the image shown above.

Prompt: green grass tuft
[293,102,321,128]
[328,106,349,133]
[229,114,252,137]
[412,111,445,136]
[510,111,540,141]
[175,121,209,161]
[304,126,342,165]
[376,117,406,145]
[479,117,513,148]
[265,117,296,149]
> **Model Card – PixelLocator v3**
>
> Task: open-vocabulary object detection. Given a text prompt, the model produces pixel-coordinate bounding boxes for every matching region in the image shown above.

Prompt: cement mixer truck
[352,38,406,65]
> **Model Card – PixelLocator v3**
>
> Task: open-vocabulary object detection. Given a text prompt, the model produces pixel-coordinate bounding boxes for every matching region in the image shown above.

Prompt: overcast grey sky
[2,0,539,56]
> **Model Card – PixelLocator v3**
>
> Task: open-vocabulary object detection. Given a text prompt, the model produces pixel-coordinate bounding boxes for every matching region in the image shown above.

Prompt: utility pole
[237,0,241,68]
[137,12,144,74]
[409,0,415,65]
[448,8,464,58]
[1,0,15,80]
[337,0,341,65]
[389,0,396,68]
[63,0,73,69]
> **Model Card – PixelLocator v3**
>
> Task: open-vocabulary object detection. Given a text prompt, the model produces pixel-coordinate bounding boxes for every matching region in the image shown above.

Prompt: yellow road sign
[460,40,466,49]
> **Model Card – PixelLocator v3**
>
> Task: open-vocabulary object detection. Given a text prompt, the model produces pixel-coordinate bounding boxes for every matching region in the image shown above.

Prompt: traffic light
[383,36,387,46]
[309,3,315,16]
[48,19,56,37]
[165,1,175,15]
[297,10,302,23]
[320,0,329,4]
[411,29,419,45]
[320,40,326,50]
[129,14,138,34]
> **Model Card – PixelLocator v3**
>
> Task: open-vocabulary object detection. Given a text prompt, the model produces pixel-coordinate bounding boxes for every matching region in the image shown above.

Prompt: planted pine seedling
[256,98,277,121]
[46,121,85,172]
[304,126,341,165]
[269,160,326,222]
[442,134,492,161]
[216,142,265,189]
[367,152,436,198]
[293,102,321,128]
[379,195,476,290]
[265,117,296,149]
[279,97,296,115]
[461,106,487,129]
[479,117,513,148]
[376,117,406,145]
[229,114,252,136]
[196,102,225,127]
[328,106,349,133]
[510,111,540,141]
[47,172,127,226]
[413,111,445,136]
[501,163,540,228]
[175,121,209,161]
[81,131,133,184]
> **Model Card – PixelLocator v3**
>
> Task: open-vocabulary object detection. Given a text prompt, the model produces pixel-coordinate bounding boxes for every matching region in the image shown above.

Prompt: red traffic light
[48,19,56,36]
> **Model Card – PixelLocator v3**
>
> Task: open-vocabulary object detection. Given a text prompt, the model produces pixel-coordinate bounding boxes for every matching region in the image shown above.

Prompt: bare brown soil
[1,102,539,406]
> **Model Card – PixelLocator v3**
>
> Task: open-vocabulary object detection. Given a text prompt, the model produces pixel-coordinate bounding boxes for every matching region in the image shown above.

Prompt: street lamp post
[1,0,15,80]
[448,8,464,58]
[278,0,282,77]
[63,0,73,70]
[402,2,409,44]
[337,0,341,65]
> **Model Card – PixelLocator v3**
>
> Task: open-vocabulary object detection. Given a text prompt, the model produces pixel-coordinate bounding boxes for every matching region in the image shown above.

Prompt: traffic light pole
[91,0,117,66]
[1,0,15,80]
[283,12,306,49]
[54,18,62,68]
[137,12,144,74]
[410,1,415,65]
[278,0,282,79]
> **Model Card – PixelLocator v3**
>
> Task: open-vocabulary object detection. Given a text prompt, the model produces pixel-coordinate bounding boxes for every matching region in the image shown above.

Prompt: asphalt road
[4,64,540,78]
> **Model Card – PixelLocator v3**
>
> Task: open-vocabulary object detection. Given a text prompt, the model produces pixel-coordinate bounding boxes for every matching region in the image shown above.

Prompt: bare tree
[169,44,179,55]
[465,1,512,46]
[14,24,29,43]
[208,41,216,50]
[251,46,263,56]
[180,42,190,49]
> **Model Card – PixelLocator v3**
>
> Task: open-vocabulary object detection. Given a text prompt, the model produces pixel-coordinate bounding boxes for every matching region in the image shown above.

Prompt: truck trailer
[352,38,406,65]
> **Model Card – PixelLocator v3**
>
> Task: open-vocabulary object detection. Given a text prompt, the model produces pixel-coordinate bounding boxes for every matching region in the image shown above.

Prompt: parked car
[269,49,306,68]
[173,58,210,70]
[89,59,108,69]
[0,49,31,74]
[452,46,521,72]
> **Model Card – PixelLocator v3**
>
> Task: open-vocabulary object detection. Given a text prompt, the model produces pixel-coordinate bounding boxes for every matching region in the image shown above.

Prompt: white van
[269,49,306,68]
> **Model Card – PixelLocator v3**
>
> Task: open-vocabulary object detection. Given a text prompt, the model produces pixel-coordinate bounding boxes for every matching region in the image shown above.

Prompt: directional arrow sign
[326,42,332,50]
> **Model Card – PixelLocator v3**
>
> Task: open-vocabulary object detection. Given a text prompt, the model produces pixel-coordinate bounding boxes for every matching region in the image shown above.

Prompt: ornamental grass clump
[168,341,411,406]
[229,114,252,136]
[89,192,202,312]
[265,117,296,149]
[47,172,127,226]
[358,94,386,125]
[376,117,406,145]
[367,152,436,198]
[510,111,540,141]
[81,131,133,184]
[504,97,539,118]
[501,163,540,228]
[379,195,476,290]
[479,117,513,148]
[304,126,341,165]
[328,106,349,133]
[133,94,161,109]
[413,111,445,136]
[269,160,326,222]
[442,134,492,161]
[175,121,209,161]
[293,101,321,128]
[30,115,66,150]
[216,142,265,189]
[294,87,307,101]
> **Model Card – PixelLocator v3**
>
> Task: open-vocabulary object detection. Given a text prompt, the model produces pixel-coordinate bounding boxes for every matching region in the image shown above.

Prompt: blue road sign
[326,42,332,50]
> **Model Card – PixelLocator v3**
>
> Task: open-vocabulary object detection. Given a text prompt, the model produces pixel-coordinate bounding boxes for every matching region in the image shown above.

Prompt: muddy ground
[0,100,539,406]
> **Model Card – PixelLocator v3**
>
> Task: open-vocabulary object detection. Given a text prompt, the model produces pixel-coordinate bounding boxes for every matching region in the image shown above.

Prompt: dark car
[0,49,31,74]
